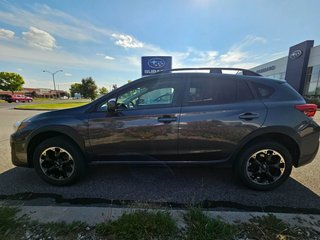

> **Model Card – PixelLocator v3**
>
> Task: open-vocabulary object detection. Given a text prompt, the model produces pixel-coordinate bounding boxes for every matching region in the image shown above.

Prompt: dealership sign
[289,49,303,60]
[141,56,172,76]
[256,65,276,74]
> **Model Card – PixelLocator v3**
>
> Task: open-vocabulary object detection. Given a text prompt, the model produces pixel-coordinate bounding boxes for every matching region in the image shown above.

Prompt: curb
[5,205,319,232]
[14,107,56,111]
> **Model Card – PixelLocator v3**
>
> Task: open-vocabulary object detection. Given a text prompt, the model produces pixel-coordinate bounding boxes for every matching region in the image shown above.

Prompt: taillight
[295,104,317,117]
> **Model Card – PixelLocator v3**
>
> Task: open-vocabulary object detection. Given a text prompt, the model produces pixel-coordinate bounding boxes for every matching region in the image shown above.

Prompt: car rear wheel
[15,99,19,103]
[33,136,87,186]
[28,99,32,102]
[235,141,293,191]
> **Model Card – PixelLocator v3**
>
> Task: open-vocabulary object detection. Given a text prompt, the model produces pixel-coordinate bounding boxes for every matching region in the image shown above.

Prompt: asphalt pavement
[0,102,320,213]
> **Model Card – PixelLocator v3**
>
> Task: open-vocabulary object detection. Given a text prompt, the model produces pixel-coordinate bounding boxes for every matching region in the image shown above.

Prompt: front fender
[27,125,87,152]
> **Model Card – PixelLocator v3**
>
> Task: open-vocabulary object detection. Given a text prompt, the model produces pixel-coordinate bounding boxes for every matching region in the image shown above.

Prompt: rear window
[251,82,275,98]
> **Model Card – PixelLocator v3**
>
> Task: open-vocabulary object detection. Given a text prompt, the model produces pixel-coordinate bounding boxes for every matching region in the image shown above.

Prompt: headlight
[17,121,31,131]
[13,121,21,131]
[13,120,31,131]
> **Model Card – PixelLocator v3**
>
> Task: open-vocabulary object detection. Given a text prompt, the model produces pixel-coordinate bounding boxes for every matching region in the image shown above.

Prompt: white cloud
[184,48,219,66]
[216,35,266,65]
[0,1,269,87]
[270,50,287,60]
[234,35,267,50]
[111,33,144,48]
[0,2,111,42]
[25,78,74,91]
[17,68,23,71]
[96,53,115,60]
[125,56,141,67]
[220,50,247,63]
[0,42,133,72]
[104,55,115,60]
[0,28,15,39]
[22,27,57,50]
[64,73,72,76]
[234,62,260,69]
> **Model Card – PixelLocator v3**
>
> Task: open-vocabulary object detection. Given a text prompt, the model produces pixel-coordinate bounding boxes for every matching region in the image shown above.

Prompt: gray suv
[11,68,320,190]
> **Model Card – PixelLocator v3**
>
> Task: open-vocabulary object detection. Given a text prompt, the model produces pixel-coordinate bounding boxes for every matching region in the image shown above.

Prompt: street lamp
[43,70,63,98]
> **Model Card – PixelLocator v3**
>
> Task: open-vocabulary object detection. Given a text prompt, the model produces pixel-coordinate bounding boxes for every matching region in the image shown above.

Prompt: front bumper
[10,134,29,167]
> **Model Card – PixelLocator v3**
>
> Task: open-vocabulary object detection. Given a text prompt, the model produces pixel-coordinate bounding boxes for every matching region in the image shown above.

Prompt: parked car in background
[5,94,33,103]
[10,68,320,190]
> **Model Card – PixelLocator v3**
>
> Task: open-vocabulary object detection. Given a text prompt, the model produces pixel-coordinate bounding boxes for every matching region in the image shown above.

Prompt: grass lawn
[15,102,89,110]
[32,98,57,102]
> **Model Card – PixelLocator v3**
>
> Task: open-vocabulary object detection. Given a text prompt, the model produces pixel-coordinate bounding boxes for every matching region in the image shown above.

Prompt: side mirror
[136,98,145,105]
[107,99,117,112]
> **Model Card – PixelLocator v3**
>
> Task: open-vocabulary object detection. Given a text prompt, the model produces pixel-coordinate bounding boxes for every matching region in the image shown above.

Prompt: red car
[5,94,33,103]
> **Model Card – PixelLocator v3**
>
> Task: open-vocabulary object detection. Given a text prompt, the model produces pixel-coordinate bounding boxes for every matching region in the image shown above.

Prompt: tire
[15,99,19,103]
[28,100,32,103]
[235,141,293,191]
[33,136,87,186]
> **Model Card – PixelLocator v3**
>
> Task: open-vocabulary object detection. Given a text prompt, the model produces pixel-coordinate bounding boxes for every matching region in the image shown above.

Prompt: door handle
[239,112,260,120]
[158,116,177,123]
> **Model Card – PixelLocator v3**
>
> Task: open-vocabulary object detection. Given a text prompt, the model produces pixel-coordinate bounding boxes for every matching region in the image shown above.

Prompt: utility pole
[43,70,63,98]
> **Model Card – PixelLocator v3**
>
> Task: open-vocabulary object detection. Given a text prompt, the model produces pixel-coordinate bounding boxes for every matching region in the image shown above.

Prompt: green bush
[0,207,20,238]
[183,208,235,240]
[305,97,320,107]
[239,214,310,240]
[96,210,178,240]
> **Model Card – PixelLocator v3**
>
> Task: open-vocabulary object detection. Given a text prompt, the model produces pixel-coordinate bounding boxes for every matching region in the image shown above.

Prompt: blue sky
[0,0,320,91]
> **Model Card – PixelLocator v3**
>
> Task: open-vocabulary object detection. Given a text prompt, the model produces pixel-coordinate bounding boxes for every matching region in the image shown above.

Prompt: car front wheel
[33,136,87,185]
[236,141,293,191]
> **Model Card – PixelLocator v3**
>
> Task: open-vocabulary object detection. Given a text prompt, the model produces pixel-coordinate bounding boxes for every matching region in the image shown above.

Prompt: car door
[88,76,184,161]
[178,75,267,161]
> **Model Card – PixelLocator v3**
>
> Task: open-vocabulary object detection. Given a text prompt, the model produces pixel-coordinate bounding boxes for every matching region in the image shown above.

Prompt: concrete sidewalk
[2,204,318,232]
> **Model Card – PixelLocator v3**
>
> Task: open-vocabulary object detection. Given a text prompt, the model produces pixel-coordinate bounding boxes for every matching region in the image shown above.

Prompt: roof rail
[156,67,261,76]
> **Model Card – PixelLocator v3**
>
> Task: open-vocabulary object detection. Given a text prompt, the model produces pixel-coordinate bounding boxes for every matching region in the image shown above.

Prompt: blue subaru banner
[141,56,172,76]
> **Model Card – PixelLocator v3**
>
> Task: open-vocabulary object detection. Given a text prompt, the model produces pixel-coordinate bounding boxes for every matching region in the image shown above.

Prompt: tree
[31,91,37,98]
[112,84,118,91]
[69,83,82,97]
[0,72,25,94]
[81,77,97,100]
[99,87,108,95]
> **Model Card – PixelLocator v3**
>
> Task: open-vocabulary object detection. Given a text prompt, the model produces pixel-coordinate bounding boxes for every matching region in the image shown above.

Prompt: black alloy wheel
[236,141,293,191]
[33,136,86,185]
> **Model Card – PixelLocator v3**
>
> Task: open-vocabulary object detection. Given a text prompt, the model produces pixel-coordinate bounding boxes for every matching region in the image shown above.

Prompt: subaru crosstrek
[11,68,320,190]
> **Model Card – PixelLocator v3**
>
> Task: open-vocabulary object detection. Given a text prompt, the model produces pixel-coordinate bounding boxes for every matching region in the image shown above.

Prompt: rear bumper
[297,121,320,167]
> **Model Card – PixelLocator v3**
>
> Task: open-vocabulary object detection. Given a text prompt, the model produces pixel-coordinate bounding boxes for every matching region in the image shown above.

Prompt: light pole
[43,70,63,98]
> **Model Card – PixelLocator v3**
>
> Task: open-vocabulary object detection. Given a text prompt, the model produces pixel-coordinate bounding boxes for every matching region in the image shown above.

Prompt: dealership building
[250,40,320,97]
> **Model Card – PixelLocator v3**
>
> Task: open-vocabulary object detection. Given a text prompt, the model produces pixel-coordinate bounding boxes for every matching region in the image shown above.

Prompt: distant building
[74,93,81,99]
[250,40,320,97]
[0,87,68,99]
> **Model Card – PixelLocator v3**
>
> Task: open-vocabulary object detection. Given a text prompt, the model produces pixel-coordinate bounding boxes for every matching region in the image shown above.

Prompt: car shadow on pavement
[0,165,320,214]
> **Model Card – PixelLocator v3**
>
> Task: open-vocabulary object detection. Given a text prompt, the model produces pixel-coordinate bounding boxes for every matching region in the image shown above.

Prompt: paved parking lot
[1,103,320,213]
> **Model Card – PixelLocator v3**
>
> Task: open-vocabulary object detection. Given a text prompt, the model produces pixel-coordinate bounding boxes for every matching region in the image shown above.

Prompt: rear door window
[184,76,237,106]
[238,80,254,101]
